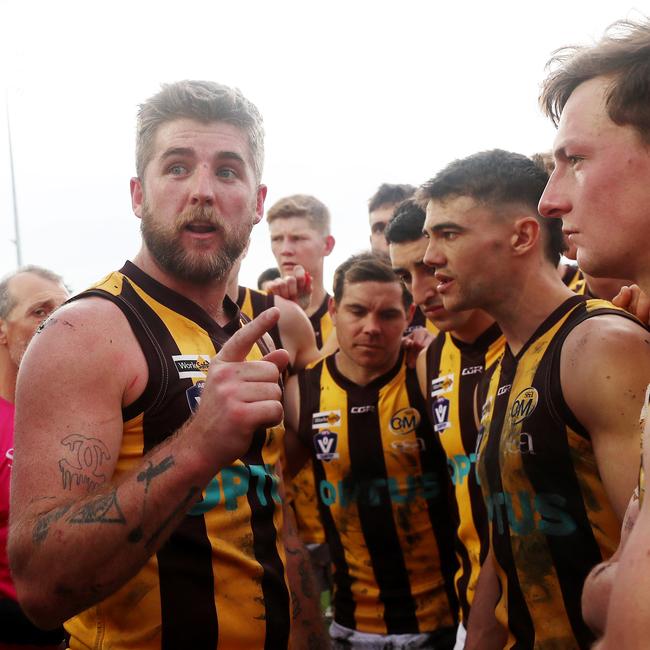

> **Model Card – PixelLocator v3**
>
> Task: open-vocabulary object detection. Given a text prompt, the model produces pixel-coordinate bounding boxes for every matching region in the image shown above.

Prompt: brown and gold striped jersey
[477,295,638,649]
[297,352,458,635]
[425,323,505,623]
[65,262,290,650]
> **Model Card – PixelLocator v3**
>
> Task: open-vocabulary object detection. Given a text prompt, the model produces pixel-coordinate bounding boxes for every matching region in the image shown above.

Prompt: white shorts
[329,620,456,649]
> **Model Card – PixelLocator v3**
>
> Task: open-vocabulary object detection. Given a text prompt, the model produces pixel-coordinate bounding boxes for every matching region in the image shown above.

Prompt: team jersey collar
[120,260,242,337]
[326,349,405,392]
[505,294,586,363]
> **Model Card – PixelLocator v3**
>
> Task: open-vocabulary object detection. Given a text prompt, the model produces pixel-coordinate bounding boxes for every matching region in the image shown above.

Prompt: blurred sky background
[0,0,645,292]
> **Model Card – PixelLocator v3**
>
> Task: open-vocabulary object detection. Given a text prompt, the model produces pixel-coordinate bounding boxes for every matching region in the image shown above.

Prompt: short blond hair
[266,194,330,235]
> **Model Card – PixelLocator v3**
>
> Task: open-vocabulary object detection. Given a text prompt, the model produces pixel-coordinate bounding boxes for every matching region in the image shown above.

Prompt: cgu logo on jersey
[431,373,454,398]
[462,365,483,376]
[432,396,451,433]
[172,354,211,379]
[312,410,341,429]
[389,407,421,435]
[186,380,205,413]
[351,405,375,414]
[510,387,539,425]
[314,429,339,461]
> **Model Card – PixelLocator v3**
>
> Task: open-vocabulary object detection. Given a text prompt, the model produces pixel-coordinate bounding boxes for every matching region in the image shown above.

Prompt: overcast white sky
[0,0,644,292]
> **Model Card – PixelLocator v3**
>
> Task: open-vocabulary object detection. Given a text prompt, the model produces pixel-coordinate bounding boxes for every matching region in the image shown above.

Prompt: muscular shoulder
[561,313,650,432]
[20,296,147,407]
[562,313,650,372]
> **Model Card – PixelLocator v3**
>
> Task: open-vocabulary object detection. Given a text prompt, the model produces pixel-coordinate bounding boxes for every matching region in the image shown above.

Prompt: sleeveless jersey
[65,262,290,650]
[425,324,505,623]
[236,287,325,544]
[476,295,640,649]
[297,353,458,634]
[236,285,283,353]
[309,294,334,350]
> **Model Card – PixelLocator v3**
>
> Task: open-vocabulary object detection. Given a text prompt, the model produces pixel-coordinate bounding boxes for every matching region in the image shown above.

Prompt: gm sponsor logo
[172,354,211,379]
[510,387,539,425]
[389,407,421,435]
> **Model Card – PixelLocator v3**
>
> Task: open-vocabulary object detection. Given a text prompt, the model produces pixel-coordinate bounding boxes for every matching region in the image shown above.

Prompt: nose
[423,237,445,269]
[279,238,295,256]
[538,172,570,220]
[190,164,215,206]
[362,313,381,336]
[411,271,435,309]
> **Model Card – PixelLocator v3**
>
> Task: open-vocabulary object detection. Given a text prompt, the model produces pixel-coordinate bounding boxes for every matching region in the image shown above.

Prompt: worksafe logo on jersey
[432,396,451,433]
[510,387,539,425]
[172,354,211,379]
[312,410,341,429]
[431,373,454,398]
[313,430,339,461]
[186,381,205,413]
[389,407,421,435]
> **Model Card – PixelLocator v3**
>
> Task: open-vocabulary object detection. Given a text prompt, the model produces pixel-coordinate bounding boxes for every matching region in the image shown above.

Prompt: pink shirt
[0,396,16,600]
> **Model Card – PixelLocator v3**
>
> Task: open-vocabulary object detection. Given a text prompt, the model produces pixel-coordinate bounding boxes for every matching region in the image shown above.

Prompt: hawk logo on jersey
[389,407,421,435]
[431,373,454,398]
[314,430,339,461]
[432,396,451,432]
[312,410,341,429]
[186,380,205,413]
[510,387,539,424]
[172,354,211,378]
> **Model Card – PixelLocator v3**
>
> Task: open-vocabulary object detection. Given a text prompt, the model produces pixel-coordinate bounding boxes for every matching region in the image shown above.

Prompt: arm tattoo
[143,487,200,551]
[67,489,126,525]
[137,456,175,494]
[59,434,111,491]
[33,502,73,544]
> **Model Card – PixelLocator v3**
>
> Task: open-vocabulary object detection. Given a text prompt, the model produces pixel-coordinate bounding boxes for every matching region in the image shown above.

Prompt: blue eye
[169,164,187,175]
[217,168,236,179]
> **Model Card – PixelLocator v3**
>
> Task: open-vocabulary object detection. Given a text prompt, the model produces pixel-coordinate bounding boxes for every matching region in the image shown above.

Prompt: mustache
[175,206,225,231]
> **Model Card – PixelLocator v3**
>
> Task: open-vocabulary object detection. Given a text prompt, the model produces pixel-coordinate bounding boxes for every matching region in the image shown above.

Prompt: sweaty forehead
[151,117,252,162]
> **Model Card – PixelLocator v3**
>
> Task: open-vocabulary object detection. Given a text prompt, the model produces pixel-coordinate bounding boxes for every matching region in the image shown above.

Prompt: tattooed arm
[283,488,329,649]
[9,298,288,628]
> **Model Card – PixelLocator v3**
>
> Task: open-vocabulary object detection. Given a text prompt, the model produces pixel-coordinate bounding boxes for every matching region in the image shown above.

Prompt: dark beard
[141,203,251,284]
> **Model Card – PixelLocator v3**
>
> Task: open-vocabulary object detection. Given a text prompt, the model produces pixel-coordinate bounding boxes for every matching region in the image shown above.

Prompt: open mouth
[435,272,454,293]
[185,222,217,234]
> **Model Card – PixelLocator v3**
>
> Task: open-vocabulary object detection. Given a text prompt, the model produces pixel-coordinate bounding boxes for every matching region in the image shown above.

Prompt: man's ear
[130,177,144,219]
[253,184,268,225]
[510,217,540,257]
[323,235,336,257]
[328,295,337,325]
[0,319,8,346]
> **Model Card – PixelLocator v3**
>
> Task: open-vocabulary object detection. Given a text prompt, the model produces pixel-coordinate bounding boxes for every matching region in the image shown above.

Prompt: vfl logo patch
[173,354,211,379]
[432,396,451,433]
[389,408,421,435]
[312,410,341,429]
[314,430,339,461]
[510,387,539,424]
[186,380,205,413]
[431,373,454,398]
